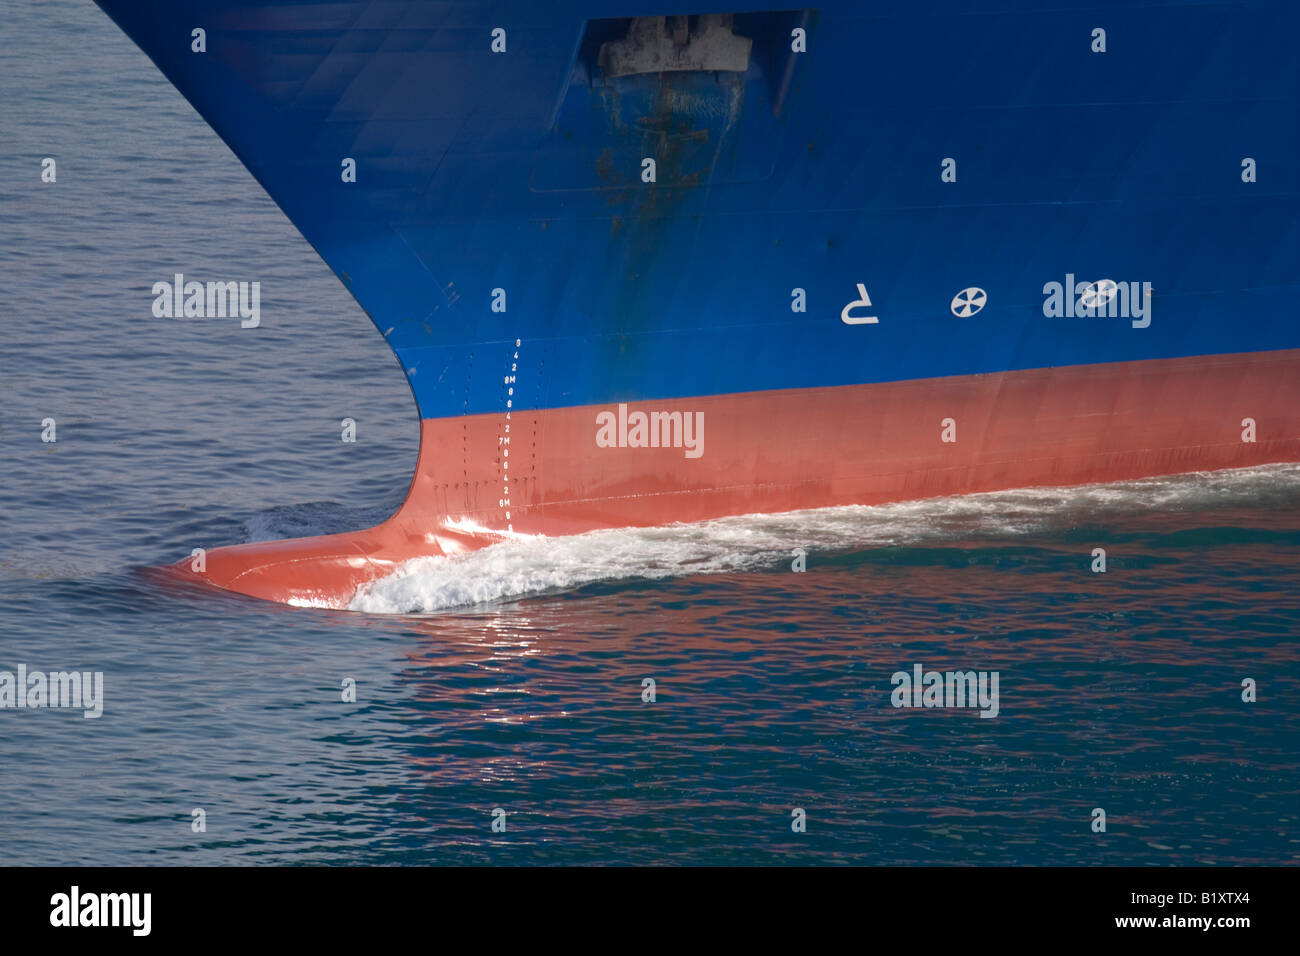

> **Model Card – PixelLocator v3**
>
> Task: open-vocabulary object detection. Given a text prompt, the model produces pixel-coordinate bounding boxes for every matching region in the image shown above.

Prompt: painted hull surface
[88,1,1300,606]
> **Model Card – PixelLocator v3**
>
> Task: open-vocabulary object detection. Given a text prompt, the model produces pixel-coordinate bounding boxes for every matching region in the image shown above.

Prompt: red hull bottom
[175,350,1300,608]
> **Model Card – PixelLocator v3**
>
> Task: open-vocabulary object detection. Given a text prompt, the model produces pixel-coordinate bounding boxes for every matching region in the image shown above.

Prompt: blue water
[2,0,1298,865]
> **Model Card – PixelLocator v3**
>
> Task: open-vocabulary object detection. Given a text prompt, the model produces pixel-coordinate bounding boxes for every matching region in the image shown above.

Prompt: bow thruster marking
[950,287,987,317]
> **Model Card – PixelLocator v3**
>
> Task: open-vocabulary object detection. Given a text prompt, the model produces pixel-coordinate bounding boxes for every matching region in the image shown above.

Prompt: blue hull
[92,0,1300,419]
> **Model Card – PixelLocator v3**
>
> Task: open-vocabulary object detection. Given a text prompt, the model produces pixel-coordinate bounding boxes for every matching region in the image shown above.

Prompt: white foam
[342,464,1300,614]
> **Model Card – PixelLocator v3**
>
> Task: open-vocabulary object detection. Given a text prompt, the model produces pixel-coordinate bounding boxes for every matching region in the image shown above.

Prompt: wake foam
[337,464,1300,613]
